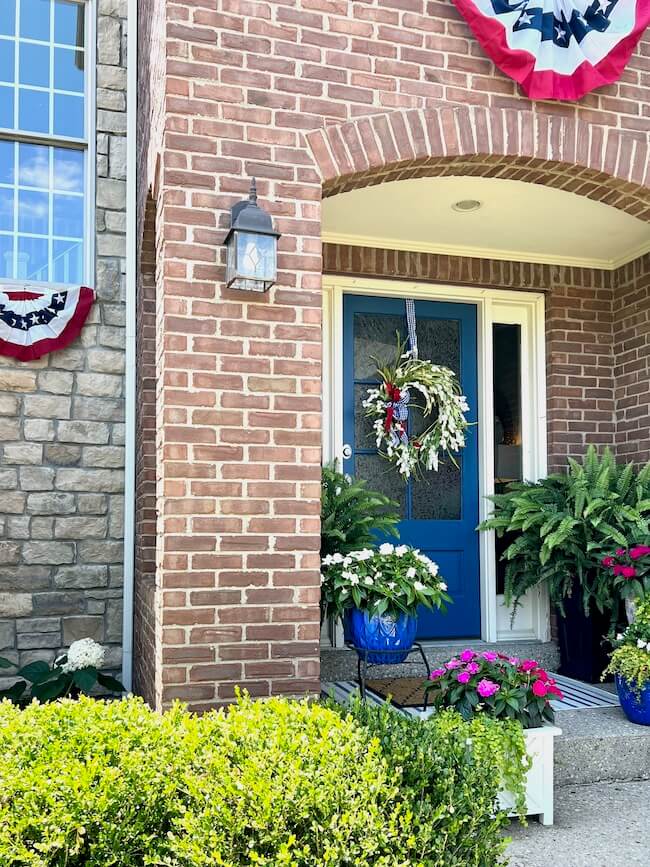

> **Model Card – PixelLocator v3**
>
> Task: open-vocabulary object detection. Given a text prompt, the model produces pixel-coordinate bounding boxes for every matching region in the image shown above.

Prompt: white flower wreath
[362,337,471,479]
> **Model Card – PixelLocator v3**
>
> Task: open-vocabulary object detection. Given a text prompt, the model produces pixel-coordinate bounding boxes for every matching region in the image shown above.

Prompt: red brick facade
[135,1,650,709]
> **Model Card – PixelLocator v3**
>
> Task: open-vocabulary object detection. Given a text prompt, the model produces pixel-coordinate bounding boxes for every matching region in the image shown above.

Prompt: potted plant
[604,598,650,726]
[320,462,400,625]
[424,650,563,824]
[321,543,450,663]
[479,446,650,682]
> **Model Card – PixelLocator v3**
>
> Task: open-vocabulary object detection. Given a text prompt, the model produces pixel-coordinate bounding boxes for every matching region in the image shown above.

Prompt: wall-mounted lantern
[224,179,280,293]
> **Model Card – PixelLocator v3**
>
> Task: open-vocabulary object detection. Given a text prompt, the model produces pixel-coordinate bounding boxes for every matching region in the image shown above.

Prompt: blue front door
[342,294,480,640]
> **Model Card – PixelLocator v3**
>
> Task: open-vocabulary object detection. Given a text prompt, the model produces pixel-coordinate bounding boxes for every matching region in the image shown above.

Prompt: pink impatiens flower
[456,671,471,684]
[532,679,549,698]
[477,679,500,698]
[614,564,637,579]
[629,545,650,560]
[481,651,498,662]
[459,649,475,663]
[602,555,616,567]
[445,658,462,669]
[519,659,538,672]
[429,668,446,680]
[466,662,480,675]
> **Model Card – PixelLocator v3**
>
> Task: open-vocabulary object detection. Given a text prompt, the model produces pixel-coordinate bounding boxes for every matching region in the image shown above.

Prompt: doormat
[365,677,429,709]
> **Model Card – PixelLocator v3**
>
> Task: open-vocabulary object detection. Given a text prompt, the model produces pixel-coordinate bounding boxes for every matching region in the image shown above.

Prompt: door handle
[341,443,352,459]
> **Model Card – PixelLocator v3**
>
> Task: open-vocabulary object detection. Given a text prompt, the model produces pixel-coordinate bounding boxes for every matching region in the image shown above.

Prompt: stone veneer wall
[0,0,127,674]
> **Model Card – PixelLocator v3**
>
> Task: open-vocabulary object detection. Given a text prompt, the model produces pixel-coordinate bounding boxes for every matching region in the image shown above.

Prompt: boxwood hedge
[0,693,520,866]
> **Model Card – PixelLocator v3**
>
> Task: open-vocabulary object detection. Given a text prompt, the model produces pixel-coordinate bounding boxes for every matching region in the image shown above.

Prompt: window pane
[355,453,407,519]
[1,143,83,284]
[19,41,50,88]
[0,39,15,83]
[53,237,82,283]
[0,188,14,232]
[412,459,462,521]
[0,85,14,128]
[54,92,83,137]
[54,0,84,47]
[0,2,16,37]
[353,312,405,380]
[53,147,82,192]
[0,140,14,183]
[19,0,51,41]
[18,189,49,234]
[19,88,49,133]
[53,193,82,236]
[19,143,49,188]
[54,46,83,92]
[17,235,48,280]
[0,234,13,277]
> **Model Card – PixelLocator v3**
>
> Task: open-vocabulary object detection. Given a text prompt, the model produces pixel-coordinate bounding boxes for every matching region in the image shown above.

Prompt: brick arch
[307,107,650,222]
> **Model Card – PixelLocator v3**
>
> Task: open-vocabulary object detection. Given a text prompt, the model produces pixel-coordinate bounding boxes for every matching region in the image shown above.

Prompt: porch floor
[322,673,620,716]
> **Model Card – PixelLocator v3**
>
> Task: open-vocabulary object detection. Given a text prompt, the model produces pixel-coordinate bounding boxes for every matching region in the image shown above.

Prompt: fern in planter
[479,446,650,620]
[321,463,400,559]
[321,463,401,623]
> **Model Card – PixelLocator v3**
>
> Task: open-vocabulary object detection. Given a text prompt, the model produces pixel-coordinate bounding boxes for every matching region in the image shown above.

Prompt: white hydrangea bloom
[61,638,105,674]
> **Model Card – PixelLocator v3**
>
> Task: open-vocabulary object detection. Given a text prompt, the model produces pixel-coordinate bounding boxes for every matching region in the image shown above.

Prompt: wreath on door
[362,334,470,480]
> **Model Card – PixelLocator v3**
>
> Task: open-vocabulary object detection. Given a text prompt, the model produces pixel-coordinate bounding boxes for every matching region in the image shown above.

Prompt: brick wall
[136,0,650,707]
[614,253,650,465]
[0,0,127,675]
[133,195,158,706]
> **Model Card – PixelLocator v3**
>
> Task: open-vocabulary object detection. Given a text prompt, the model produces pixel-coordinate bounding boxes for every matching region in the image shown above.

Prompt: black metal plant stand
[346,641,432,710]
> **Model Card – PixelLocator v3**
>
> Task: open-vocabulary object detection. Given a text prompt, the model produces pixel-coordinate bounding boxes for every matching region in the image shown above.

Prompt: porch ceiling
[321,176,650,271]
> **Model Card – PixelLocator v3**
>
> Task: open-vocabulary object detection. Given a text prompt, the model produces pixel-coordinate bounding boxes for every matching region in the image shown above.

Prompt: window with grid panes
[0,0,89,285]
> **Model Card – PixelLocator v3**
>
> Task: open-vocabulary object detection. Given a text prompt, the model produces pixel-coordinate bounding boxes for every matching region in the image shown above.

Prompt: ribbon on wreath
[382,300,419,447]
[384,382,410,446]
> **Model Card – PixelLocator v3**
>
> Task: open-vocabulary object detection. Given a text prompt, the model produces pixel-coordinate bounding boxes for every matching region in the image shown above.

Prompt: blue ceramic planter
[616,675,650,726]
[349,608,417,664]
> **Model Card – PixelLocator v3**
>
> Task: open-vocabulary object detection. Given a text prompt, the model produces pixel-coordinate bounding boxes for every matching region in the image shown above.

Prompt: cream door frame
[322,275,549,645]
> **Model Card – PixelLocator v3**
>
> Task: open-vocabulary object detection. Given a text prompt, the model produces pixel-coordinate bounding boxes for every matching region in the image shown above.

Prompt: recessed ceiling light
[452,199,483,213]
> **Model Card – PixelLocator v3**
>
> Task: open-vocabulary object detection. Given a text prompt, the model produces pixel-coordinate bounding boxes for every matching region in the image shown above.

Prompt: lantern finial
[249,178,258,204]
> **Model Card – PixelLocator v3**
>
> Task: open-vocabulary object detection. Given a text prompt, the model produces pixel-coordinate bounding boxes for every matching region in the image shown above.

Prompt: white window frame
[0,0,95,288]
[321,276,550,647]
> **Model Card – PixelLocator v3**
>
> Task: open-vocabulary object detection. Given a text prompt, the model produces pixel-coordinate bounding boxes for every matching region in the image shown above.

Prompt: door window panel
[493,323,523,595]
[352,309,465,522]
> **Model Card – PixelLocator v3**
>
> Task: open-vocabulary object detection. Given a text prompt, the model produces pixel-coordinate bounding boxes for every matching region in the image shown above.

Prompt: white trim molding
[322,276,549,645]
[322,231,650,273]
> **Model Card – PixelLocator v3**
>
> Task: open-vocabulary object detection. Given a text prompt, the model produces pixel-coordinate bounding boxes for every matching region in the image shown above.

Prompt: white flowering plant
[362,335,470,480]
[321,543,451,620]
[0,638,124,704]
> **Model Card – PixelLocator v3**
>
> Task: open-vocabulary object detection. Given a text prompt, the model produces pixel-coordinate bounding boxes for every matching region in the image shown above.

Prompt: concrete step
[555,706,650,787]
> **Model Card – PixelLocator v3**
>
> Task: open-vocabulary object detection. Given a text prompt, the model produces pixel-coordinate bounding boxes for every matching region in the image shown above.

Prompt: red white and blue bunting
[0,285,95,362]
[452,1,650,100]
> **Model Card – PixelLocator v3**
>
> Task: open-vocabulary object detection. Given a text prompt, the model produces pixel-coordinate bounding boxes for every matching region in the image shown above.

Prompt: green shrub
[0,694,519,867]
[329,698,527,865]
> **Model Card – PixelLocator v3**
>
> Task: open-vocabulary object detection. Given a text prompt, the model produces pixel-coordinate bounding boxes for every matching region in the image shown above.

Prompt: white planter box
[498,724,562,826]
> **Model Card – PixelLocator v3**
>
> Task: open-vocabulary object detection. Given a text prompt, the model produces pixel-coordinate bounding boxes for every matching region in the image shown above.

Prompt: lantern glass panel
[236,230,276,283]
